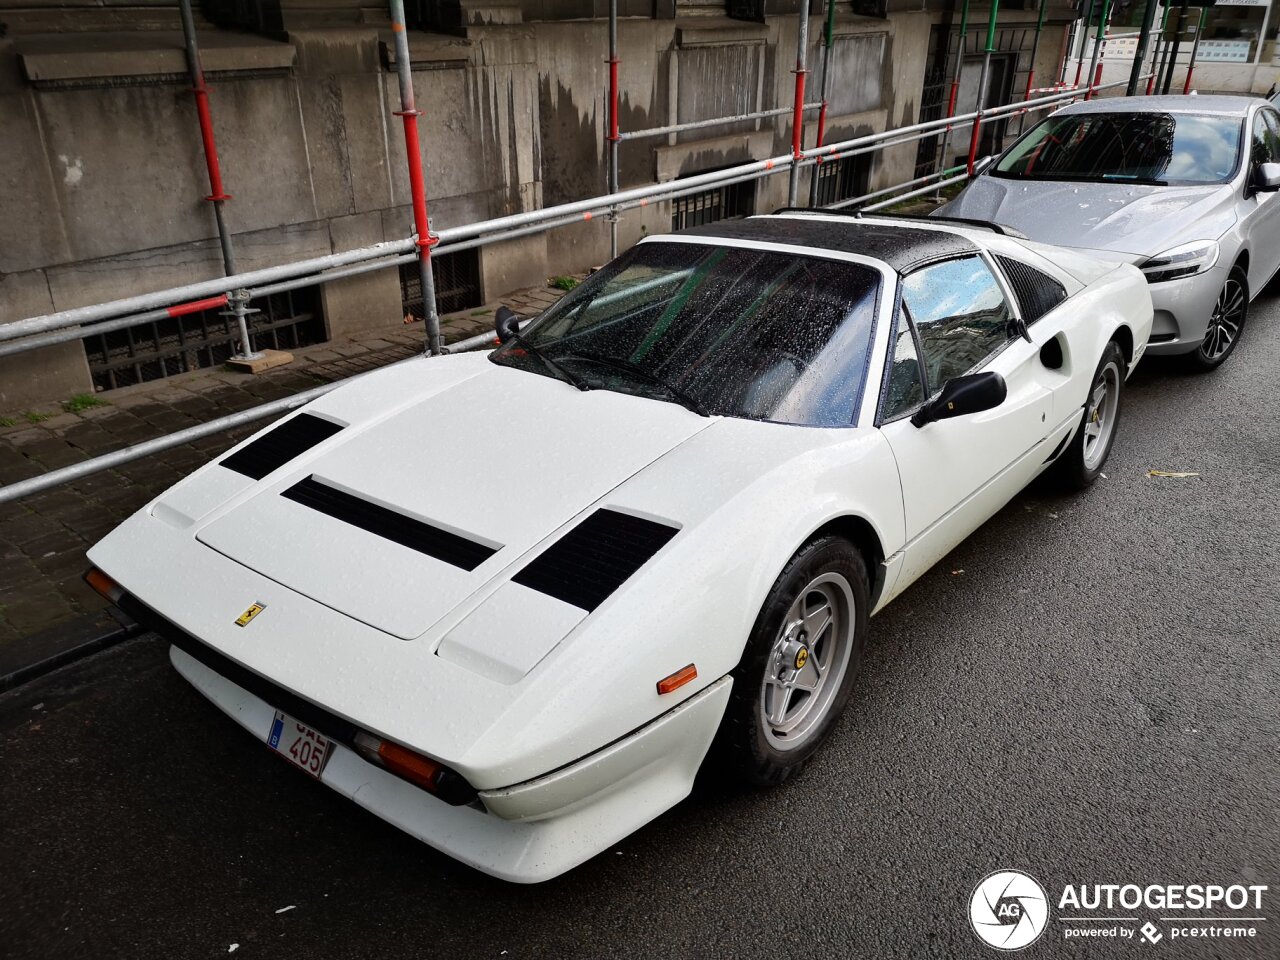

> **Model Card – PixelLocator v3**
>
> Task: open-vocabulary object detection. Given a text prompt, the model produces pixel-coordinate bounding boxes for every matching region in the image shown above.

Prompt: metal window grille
[83,287,326,392]
[915,25,952,178]
[400,250,481,319]
[670,180,755,231]
[814,155,873,207]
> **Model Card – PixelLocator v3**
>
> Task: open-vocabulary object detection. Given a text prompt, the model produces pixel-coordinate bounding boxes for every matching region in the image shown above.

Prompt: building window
[813,154,873,207]
[400,249,482,318]
[671,180,755,231]
[82,287,325,392]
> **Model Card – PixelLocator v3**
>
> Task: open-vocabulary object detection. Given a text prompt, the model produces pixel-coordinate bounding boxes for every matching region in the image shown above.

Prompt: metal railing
[0,70,1153,507]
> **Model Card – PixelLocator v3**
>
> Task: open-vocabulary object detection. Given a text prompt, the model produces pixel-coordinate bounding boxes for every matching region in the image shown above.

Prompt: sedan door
[877,255,1053,590]
[1242,107,1280,290]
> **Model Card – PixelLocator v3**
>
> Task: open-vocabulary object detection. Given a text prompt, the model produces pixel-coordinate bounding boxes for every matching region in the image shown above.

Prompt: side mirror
[972,155,996,177]
[494,305,520,344]
[910,371,1007,428]
[1253,161,1280,193]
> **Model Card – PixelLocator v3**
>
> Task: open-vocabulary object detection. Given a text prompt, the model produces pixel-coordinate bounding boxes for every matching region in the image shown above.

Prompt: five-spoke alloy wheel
[718,536,869,786]
[760,573,856,752]
[1051,341,1126,490]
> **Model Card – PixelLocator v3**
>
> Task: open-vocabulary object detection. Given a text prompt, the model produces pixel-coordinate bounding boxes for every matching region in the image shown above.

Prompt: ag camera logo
[970,870,1050,950]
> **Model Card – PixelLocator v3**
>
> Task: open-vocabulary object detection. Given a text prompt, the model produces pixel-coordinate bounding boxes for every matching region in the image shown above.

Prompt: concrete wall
[0,0,1074,409]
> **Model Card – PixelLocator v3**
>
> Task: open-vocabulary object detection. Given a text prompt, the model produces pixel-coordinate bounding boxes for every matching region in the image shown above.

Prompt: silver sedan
[939,95,1280,370]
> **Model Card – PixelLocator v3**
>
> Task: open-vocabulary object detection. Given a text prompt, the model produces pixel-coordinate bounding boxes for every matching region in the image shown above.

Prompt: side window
[1251,112,1278,165]
[882,313,925,421]
[900,256,1013,394]
[1262,110,1280,161]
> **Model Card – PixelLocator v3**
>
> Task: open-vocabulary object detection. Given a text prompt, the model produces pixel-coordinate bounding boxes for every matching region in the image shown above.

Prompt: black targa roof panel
[673,215,979,273]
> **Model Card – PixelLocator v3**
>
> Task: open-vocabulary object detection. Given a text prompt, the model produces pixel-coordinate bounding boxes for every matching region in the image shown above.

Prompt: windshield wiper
[1100,174,1169,185]
[503,329,590,392]
[560,351,710,416]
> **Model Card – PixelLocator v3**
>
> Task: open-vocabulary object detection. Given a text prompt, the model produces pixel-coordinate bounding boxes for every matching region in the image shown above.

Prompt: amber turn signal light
[351,731,477,806]
[656,663,697,695]
[84,567,125,604]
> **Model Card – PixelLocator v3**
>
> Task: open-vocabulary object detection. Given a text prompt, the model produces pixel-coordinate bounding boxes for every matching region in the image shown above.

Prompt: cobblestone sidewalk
[0,281,571,673]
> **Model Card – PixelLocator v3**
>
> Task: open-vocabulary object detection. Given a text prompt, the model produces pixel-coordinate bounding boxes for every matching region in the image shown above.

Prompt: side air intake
[513,509,679,612]
[220,413,344,480]
[282,476,499,571]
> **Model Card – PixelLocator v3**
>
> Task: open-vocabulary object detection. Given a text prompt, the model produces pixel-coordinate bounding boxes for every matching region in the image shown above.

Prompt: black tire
[715,536,869,787]
[1185,265,1248,373]
[1050,341,1125,491]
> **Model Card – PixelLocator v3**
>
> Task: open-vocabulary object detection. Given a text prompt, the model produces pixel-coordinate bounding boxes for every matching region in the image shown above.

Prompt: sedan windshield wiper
[560,351,710,416]
[1100,174,1169,185]
[504,329,590,392]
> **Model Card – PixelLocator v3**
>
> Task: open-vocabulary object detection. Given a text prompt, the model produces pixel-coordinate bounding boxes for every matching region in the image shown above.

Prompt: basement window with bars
[83,287,326,392]
[400,249,482,319]
[813,155,873,208]
[671,179,755,232]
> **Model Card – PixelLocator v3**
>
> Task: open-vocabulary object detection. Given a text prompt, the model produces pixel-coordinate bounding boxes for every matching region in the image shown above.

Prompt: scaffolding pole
[607,0,620,258]
[1162,0,1189,94]
[389,0,443,356]
[1059,20,1074,84]
[966,0,1000,174]
[1074,0,1095,87]
[1183,6,1207,94]
[177,0,258,363]
[937,0,972,174]
[1084,0,1113,99]
[1017,0,1049,135]
[1128,0,1160,96]
[1149,4,1171,94]
[787,0,812,206]
[807,0,838,207]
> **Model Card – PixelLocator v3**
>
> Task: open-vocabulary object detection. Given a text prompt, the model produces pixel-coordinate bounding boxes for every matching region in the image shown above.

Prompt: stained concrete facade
[0,0,1074,408]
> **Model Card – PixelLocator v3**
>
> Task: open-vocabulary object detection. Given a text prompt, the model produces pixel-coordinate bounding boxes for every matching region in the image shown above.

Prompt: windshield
[489,241,881,426]
[993,112,1242,185]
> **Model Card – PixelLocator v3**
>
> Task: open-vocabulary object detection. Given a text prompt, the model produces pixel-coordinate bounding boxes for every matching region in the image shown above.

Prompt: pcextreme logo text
[968,871,1269,950]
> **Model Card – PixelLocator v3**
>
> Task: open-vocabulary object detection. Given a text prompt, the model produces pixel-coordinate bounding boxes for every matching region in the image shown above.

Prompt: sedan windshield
[993,112,1242,185]
[490,241,881,426]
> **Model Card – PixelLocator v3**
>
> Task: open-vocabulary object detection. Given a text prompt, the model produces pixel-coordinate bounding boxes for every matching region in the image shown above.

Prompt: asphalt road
[3,291,1279,960]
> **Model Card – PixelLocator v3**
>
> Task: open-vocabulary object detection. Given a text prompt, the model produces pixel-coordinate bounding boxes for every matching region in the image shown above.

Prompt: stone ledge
[676,18,771,47]
[16,31,297,83]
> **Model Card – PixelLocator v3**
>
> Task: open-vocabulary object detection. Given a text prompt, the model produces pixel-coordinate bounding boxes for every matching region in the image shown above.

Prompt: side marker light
[84,568,125,604]
[657,663,697,695]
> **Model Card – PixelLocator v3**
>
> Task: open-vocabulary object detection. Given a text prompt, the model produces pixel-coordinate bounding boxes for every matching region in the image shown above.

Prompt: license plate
[268,711,332,779]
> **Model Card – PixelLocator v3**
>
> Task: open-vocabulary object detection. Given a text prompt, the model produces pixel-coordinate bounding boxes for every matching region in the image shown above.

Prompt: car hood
[190,354,714,640]
[90,352,900,782]
[941,177,1237,256]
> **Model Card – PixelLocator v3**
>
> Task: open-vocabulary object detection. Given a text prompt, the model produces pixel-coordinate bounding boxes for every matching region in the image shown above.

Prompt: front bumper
[170,641,731,883]
[1143,263,1228,356]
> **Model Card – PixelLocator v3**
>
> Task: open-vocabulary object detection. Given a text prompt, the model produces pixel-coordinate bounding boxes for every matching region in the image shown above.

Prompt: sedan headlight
[1140,240,1220,284]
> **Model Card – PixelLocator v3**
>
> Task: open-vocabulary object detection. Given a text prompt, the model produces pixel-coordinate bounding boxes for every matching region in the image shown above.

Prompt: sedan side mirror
[494,305,520,344]
[911,371,1007,428]
[1253,161,1280,193]
[972,155,996,177]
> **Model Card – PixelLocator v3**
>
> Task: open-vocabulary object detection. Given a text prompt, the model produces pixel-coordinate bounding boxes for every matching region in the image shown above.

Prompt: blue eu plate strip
[268,714,284,749]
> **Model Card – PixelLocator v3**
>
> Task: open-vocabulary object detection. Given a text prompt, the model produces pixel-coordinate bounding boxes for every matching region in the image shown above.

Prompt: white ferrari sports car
[86,212,1152,882]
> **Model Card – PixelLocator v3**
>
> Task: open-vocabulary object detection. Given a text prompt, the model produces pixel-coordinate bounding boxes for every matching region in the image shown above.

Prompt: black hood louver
[282,476,499,572]
[220,413,344,480]
[513,509,679,612]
